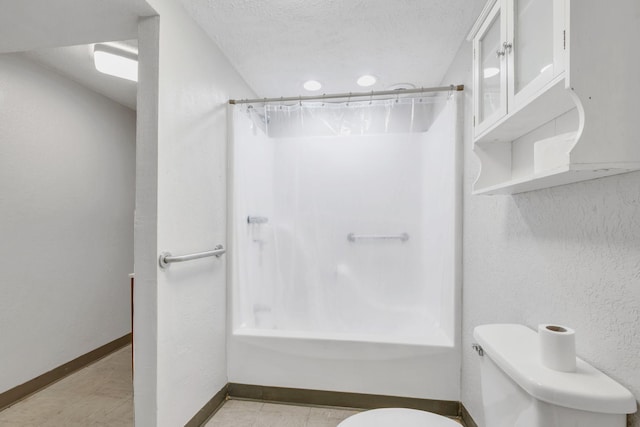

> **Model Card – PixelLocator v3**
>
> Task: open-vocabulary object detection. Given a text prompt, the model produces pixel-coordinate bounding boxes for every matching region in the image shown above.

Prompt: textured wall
[442,43,640,426]
[134,1,255,425]
[0,54,135,393]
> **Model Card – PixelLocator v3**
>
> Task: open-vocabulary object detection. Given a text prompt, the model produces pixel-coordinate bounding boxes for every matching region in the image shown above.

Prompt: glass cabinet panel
[478,10,504,124]
[513,0,554,95]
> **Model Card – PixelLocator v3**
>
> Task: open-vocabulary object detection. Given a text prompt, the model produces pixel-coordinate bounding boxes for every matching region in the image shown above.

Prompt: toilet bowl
[338,408,460,427]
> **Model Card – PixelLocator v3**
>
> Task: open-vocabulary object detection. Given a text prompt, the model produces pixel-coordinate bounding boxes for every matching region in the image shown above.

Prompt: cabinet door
[508,0,565,111]
[473,0,508,137]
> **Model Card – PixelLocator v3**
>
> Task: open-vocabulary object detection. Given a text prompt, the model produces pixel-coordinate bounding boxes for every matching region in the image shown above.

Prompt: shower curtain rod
[228,84,464,105]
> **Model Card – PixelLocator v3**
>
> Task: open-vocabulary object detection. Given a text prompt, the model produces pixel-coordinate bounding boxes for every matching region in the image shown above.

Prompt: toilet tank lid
[473,324,637,415]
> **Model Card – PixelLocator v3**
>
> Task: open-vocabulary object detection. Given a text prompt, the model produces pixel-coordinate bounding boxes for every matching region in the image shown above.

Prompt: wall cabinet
[470,0,640,195]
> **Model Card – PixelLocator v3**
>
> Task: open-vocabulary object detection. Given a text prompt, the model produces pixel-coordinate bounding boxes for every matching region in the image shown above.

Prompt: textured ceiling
[176,0,487,98]
[2,0,486,109]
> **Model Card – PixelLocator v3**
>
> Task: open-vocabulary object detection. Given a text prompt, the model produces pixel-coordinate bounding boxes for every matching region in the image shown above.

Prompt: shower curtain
[231,93,460,343]
[246,95,442,137]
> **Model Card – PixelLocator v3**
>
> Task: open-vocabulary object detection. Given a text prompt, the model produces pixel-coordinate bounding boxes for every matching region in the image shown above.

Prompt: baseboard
[194,383,474,426]
[185,384,228,427]
[461,403,478,427]
[0,333,132,411]
[227,383,459,416]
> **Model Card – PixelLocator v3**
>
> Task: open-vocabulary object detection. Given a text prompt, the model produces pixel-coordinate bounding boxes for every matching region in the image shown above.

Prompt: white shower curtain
[231,93,460,342]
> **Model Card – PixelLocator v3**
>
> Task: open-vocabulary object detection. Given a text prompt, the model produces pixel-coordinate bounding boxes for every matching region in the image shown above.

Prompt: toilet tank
[473,324,636,427]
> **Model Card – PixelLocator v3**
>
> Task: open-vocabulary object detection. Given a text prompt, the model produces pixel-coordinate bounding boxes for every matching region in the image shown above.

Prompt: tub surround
[229,96,462,403]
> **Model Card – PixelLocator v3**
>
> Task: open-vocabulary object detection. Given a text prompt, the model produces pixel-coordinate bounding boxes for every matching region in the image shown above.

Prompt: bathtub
[228,95,462,401]
[227,322,460,400]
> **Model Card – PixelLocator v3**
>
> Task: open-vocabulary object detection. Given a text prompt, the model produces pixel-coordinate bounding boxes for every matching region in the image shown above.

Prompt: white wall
[0,54,135,393]
[443,41,640,426]
[0,0,153,54]
[134,1,255,425]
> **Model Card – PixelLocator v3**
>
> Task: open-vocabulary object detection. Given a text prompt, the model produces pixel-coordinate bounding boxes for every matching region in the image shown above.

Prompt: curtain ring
[369,90,374,105]
[347,92,352,106]
[299,95,302,106]
[322,93,326,107]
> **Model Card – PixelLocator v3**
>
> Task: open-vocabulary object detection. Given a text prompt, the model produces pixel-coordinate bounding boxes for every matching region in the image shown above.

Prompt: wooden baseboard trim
[185,384,228,427]
[0,333,132,411]
[460,403,478,427]
[227,383,459,416]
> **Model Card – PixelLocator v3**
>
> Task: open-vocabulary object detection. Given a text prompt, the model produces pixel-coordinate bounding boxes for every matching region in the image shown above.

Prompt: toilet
[339,323,636,427]
[338,407,460,427]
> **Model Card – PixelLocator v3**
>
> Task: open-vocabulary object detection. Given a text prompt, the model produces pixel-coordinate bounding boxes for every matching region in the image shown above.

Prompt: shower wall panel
[228,98,461,399]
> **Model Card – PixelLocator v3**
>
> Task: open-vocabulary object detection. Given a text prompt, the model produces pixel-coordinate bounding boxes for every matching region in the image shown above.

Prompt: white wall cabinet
[473,1,507,137]
[469,0,640,195]
[474,0,565,137]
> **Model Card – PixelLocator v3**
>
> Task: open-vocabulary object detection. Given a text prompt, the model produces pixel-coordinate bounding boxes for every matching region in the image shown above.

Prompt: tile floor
[0,345,133,426]
[204,400,360,427]
[205,400,465,427]
[0,346,464,426]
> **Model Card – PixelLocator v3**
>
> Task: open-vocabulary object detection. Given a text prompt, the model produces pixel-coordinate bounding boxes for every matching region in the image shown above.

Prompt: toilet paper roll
[538,324,576,372]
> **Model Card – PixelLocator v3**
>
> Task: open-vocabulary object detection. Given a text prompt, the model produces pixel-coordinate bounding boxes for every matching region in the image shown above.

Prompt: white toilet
[339,323,636,427]
[338,407,460,427]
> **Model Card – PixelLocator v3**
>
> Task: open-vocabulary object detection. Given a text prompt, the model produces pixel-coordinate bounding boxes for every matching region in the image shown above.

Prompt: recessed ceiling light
[357,75,377,87]
[303,80,322,91]
[94,43,138,82]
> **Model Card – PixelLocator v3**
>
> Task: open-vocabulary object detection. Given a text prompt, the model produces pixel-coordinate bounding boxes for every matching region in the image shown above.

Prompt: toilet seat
[338,408,460,427]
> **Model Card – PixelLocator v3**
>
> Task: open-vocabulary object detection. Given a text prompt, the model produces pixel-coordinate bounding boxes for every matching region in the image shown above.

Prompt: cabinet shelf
[473,164,637,195]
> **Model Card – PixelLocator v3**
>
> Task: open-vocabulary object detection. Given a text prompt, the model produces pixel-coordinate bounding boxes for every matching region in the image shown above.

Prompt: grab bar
[347,233,409,243]
[159,244,225,269]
